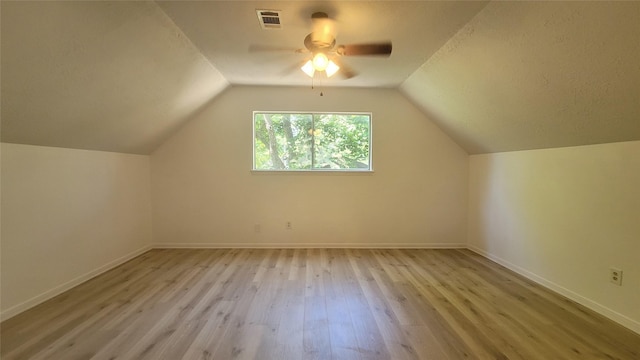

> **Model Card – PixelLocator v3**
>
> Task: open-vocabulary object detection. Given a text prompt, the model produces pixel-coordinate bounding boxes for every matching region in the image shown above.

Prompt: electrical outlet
[254,224,261,233]
[286,221,292,230]
[609,268,623,286]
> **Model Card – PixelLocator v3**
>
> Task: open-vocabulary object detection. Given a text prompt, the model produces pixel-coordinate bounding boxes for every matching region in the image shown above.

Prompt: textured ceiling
[1,1,639,155]
[1,1,228,154]
[156,1,488,88]
[401,1,640,154]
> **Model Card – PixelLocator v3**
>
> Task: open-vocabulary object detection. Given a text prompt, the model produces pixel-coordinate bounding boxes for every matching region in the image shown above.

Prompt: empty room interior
[1,1,639,359]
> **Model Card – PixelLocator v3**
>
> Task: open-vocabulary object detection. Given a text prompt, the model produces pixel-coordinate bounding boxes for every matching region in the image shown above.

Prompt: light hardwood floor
[1,249,639,359]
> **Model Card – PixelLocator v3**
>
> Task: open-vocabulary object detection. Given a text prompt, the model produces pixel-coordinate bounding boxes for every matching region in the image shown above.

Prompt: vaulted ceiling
[2,1,639,155]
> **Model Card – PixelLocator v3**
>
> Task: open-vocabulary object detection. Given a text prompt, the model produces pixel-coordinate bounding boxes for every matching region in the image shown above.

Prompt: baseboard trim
[152,242,467,249]
[467,244,640,335]
[0,245,152,322]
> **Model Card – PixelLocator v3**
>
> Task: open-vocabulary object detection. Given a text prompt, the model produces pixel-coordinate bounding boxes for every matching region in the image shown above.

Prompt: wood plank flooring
[1,249,639,359]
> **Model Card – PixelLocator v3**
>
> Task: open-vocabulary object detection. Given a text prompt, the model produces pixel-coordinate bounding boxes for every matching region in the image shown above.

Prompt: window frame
[252,111,373,172]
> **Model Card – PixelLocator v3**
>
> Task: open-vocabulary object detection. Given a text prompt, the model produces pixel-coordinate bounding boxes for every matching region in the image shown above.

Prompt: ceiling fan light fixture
[301,60,315,77]
[311,53,329,71]
[325,60,340,77]
[302,55,339,78]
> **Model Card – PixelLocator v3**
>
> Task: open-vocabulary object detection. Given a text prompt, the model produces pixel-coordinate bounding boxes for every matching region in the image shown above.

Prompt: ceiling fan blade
[339,66,357,79]
[331,58,357,79]
[280,60,308,77]
[249,44,307,54]
[336,42,392,57]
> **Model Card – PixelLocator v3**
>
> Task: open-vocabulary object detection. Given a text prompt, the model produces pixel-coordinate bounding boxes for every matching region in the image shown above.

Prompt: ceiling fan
[255,12,392,79]
[300,12,392,79]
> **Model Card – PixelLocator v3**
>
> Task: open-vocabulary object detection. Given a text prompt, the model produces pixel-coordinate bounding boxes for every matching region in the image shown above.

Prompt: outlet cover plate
[610,268,623,286]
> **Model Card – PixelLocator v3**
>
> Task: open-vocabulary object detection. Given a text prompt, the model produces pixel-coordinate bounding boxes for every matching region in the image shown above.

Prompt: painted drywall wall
[468,141,640,333]
[1,143,153,320]
[151,86,469,247]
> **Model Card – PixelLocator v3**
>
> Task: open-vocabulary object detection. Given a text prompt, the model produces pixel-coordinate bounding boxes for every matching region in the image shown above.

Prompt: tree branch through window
[253,112,371,171]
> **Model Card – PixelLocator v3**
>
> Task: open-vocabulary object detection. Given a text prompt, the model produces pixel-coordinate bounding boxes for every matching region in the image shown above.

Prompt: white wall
[151,86,469,248]
[0,143,153,320]
[468,141,640,333]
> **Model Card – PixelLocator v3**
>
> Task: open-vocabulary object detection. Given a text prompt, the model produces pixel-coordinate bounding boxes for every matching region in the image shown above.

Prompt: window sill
[251,169,374,175]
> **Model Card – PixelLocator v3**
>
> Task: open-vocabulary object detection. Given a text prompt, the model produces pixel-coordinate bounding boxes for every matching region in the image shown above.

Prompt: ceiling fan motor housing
[304,33,336,53]
[307,12,336,52]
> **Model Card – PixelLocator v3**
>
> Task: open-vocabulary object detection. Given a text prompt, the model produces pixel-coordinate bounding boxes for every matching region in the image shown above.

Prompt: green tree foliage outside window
[253,112,371,171]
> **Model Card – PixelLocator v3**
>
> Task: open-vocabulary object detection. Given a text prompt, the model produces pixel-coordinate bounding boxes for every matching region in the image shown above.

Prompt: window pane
[254,113,312,170]
[313,114,370,169]
[253,112,371,171]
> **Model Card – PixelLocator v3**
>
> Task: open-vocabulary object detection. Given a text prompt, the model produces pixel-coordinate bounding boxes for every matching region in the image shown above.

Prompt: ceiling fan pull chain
[311,76,323,96]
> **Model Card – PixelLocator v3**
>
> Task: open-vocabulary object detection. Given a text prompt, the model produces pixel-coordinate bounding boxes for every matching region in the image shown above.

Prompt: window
[253,112,372,171]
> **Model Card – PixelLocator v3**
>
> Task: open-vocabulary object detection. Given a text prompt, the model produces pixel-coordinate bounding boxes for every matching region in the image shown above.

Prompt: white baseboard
[467,244,640,335]
[0,245,152,322]
[152,242,468,249]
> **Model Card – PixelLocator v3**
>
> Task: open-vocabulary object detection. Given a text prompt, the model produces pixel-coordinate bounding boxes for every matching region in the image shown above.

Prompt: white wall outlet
[286,221,292,230]
[609,268,623,286]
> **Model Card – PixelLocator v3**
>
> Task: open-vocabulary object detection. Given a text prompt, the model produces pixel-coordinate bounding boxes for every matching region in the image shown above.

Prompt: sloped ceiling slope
[2,1,638,155]
[1,1,228,154]
[401,1,640,154]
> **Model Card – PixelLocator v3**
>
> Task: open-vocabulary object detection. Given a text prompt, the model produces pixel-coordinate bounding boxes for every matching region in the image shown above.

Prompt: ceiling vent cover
[256,10,282,29]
